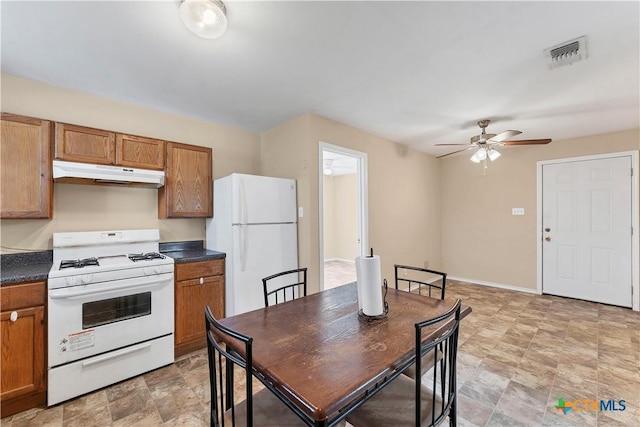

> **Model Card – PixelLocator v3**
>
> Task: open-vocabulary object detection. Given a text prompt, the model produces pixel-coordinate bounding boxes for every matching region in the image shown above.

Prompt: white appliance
[52,160,165,187]
[206,173,298,316]
[47,229,174,406]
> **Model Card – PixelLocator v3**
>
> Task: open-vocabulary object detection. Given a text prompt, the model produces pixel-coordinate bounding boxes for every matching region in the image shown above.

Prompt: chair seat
[402,348,444,380]
[346,374,445,427]
[225,387,347,427]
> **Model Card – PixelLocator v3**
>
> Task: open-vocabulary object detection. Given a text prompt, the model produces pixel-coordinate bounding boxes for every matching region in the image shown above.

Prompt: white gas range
[47,229,174,406]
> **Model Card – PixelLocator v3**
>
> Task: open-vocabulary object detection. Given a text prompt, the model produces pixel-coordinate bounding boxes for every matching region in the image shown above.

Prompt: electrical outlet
[424,260,429,268]
[298,207,304,218]
[512,208,525,216]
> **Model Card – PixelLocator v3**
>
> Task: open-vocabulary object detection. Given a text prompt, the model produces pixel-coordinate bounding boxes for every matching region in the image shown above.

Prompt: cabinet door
[175,276,224,346]
[115,134,165,170]
[159,142,212,218]
[0,114,53,219]
[55,122,115,165]
[0,306,45,401]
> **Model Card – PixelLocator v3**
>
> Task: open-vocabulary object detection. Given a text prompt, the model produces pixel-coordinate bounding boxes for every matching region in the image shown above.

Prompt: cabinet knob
[10,311,18,322]
[200,277,204,285]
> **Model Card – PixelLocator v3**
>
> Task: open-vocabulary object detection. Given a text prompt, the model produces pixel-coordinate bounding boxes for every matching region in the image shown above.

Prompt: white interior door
[542,156,632,307]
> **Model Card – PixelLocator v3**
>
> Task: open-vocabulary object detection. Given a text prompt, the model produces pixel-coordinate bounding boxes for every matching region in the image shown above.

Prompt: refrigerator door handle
[239,176,248,225]
[239,224,247,271]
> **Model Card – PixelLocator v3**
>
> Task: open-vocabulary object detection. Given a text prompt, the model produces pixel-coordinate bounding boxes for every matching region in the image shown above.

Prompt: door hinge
[632,168,634,177]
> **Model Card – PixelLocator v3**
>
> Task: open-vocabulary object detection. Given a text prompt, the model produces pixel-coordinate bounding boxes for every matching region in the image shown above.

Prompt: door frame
[536,150,639,311]
[318,142,369,290]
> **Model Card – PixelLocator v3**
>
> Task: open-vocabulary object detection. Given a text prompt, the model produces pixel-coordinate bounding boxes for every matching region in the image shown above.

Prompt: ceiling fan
[436,119,552,162]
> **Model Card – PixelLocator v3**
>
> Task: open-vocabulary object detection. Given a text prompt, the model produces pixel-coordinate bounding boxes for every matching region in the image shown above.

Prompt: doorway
[318,142,368,290]
[537,151,639,310]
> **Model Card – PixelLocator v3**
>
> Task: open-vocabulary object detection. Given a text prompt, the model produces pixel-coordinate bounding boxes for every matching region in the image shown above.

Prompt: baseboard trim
[448,276,539,295]
[324,258,355,264]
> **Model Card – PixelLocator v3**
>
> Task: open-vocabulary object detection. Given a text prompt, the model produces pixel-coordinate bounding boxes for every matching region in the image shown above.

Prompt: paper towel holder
[358,279,390,322]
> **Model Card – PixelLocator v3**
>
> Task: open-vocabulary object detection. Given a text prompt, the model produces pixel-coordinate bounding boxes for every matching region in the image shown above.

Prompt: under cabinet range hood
[52,160,165,187]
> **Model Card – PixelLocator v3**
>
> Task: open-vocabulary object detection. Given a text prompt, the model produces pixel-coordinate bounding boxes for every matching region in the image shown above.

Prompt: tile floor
[323,259,356,290]
[2,280,639,426]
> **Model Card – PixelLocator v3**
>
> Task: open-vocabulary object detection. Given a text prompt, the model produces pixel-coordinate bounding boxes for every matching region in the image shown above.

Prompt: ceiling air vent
[544,36,587,69]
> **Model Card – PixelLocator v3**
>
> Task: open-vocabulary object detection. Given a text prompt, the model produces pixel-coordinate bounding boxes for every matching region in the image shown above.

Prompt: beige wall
[323,173,358,261]
[261,114,442,294]
[440,129,639,290]
[0,74,261,252]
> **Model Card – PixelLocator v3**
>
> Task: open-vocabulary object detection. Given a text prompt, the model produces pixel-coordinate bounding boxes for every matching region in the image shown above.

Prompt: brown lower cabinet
[174,259,225,357]
[0,281,46,417]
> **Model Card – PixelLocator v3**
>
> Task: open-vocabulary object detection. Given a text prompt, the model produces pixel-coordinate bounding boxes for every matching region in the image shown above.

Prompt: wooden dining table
[218,282,472,426]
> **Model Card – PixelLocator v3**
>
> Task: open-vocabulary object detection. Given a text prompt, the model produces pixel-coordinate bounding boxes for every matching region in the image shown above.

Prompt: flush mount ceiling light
[180,0,228,39]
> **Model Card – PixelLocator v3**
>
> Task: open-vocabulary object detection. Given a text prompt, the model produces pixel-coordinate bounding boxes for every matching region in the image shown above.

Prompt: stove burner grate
[60,257,100,269]
[128,252,165,262]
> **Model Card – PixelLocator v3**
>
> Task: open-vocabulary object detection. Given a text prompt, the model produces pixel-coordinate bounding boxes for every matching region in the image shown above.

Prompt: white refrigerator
[206,173,298,316]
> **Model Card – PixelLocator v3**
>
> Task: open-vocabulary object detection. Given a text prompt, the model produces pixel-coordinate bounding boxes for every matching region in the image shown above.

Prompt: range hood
[52,160,165,187]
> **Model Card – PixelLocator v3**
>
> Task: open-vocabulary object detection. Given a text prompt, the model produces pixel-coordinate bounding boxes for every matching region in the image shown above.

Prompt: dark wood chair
[394,264,447,299]
[204,306,303,426]
[346,299,462,427]
[394,265,447,380]
[262,268,307,307]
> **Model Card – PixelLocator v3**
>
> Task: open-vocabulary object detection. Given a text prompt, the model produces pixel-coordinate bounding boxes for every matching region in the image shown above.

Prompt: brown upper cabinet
[55,123,165,170]
[159,142,213,218]
[116,134,165,170]
[0,113,53,219]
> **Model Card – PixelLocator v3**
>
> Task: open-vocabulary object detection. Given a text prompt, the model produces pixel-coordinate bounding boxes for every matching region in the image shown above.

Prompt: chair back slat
[394,264,447,299]
[414,299,461,426]
[205,306,254,427]
[262,268,308,307]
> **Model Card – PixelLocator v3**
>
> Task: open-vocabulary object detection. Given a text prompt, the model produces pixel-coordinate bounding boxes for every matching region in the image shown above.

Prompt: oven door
[48,272,173,367]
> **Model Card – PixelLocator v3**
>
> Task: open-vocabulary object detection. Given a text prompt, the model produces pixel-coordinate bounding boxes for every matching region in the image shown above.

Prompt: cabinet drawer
[0,282,46,311]
[179,275,223,288]
[176,260,224,281]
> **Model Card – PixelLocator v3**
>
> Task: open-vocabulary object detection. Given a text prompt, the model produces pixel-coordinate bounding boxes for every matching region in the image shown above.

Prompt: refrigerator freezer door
[231,174,297,224]
[227,223,298,316]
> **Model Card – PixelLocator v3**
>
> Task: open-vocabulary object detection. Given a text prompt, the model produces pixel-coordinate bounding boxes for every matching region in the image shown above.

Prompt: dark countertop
[1,251,53,286]
[0,241,225,286]
[160,240,225,264]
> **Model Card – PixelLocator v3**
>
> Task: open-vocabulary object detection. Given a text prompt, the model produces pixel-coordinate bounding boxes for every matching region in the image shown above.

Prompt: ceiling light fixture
[179,0,228,39]
[487,148,501,161]
[323,159,334,176]
[470,148,487,163]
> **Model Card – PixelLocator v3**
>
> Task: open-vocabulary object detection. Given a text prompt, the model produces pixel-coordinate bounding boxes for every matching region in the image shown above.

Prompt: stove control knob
[145,266,161,275]
[66,276,80,286]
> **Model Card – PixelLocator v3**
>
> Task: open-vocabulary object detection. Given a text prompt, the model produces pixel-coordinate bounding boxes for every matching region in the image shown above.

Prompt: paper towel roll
[355,255,384,316]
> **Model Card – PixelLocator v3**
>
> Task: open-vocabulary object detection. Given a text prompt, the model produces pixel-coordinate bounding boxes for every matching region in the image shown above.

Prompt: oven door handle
[49,274,173,299]
[82,342,152,367]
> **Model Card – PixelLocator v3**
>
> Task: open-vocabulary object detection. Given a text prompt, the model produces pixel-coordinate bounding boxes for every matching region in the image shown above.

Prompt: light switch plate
[512,208,525,216]
[298,207,304,218]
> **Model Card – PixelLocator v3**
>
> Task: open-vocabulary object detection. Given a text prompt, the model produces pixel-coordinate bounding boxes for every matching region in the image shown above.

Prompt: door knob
[544,236,551,241]
[544,228,551,232]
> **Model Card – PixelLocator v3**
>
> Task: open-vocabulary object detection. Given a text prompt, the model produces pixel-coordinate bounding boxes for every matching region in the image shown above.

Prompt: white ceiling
[2,1,638,157]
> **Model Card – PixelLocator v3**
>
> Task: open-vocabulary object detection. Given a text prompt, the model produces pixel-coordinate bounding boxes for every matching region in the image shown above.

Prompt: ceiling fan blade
[435,143,472,146]
[489,130,522,143]
[436,146,475,159]
[502,139,552,146]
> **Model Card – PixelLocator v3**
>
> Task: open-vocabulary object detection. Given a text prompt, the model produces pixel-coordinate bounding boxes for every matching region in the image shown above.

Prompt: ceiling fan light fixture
[323,167,333,176]
[470,148,486,163]
[487,149,501,161]
[180,0,228,39]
